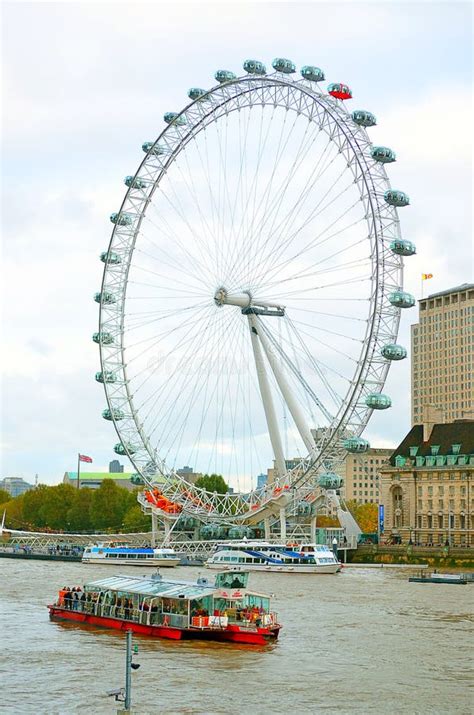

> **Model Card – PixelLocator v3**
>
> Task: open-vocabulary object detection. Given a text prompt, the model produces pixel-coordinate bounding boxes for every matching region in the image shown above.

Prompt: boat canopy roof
[84,574,218,600]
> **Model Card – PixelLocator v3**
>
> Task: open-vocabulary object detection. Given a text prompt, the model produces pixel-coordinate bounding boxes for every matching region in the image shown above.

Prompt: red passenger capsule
[328,83,352,100]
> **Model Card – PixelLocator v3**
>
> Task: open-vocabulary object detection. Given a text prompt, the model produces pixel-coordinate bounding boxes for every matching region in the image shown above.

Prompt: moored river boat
[206,541,341,573]
[48,570,280,645]
[82,541,180,567]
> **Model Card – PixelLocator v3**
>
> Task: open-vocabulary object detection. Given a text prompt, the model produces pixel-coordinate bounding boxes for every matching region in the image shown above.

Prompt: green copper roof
[66,472,134,481]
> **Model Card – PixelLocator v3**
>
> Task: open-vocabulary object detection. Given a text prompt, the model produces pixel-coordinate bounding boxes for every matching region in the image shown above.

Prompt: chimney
[422,404,445,442]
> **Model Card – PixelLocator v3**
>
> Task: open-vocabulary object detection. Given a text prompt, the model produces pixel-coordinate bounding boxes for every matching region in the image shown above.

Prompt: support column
[279,507,287,541]
[255,317,315,454]
[248,316,286,480]
[163,517,172,542]
[151,510,159,547]
[264,517,271,540]
[310,515,317,544]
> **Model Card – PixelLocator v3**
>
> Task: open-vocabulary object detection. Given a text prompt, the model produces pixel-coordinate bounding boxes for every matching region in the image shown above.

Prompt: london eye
[94,58,415,535]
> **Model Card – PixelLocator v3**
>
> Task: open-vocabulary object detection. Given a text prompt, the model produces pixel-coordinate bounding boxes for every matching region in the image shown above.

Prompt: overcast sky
[1,0,473,486]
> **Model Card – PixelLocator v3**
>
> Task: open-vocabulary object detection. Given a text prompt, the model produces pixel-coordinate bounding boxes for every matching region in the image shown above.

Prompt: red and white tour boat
[48,570,281,645]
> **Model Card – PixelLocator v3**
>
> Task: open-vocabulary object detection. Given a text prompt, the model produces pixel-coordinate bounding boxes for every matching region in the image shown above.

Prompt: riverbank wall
[347,545,474,569]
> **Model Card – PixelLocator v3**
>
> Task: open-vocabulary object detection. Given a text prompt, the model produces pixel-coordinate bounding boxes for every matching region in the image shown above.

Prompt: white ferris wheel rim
[97,70,404,516]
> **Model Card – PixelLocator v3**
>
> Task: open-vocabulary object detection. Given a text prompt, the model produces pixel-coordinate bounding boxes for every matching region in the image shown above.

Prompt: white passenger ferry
[82,541,180,567]
[206,541,341,574]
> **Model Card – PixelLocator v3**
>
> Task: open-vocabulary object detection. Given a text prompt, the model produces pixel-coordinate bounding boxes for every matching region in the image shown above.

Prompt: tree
[0,488,10,505]
[89,480,131,530]
[122,505,151,532]
[67,488,94,532]
[37,484,77,530]
[346,500,378,533]
[3,495,26,529]
[194,473,228,494]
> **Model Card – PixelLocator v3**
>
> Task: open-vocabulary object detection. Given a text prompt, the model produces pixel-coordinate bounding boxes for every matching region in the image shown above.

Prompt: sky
[1,0,473,486]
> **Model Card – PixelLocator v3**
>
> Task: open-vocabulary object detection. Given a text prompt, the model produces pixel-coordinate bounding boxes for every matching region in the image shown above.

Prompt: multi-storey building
[380,418,474,546]
[344,448,393,504]
[0,477,34,497]
[411,283,474,425]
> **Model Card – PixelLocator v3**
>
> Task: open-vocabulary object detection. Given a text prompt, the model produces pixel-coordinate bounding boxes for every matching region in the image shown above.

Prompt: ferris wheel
[94,58,415,523]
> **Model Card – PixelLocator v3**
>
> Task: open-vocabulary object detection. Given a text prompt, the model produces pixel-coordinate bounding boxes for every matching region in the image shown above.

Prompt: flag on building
[422,273,433,280]
[79,454,93,463]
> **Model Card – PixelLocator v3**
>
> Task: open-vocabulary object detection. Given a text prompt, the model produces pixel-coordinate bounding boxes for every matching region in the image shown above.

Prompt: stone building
[63,471,136,492]
[344,448,393,504]
[411,283,474,425]
[379,417,474,546]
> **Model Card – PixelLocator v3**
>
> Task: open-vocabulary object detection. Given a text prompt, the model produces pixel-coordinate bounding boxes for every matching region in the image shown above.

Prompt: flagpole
[77,453,80,490]
[421,274,423,300]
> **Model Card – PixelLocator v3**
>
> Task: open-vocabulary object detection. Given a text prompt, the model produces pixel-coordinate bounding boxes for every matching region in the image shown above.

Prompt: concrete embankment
[347,545,474,569]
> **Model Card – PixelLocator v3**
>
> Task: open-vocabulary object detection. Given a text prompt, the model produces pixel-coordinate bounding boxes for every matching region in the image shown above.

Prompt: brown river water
[1,559,473,714]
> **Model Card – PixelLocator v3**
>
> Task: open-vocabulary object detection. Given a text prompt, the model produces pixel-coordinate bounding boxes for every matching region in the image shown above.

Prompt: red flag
[79,454,93,463]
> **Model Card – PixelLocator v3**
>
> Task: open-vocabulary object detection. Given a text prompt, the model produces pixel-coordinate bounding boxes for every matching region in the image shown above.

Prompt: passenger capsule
[297,500,312,515]
[130,473,144,485]
[389,290,415,308]
[318,473,344,490]
[188,87,207,101]
[343,437,370,453]
[243,59,266,75]
[102,407,125,421]
[272,58,296,74]
[351,110,377,127]
[200,524,219,539]
[110,212,133,226]
[300,65,325,82]
[100,250,121,265]
[163,112,186,125]
[365,393,392,410]
[94,291,116,305]
[92,332,114,345]
[124,176,147,189]
[214,70,237,83]
[390,239,416,256]
[371,146,396,163]
[381,344,407,361]
[114,441,138,456]
[142,141,166,155]
[228,526,247,539]
[95,371,117,383]
[384,189,410,207]
[328,83,352,100]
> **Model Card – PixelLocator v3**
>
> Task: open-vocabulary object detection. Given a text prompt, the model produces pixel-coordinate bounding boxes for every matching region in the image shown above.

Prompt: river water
[1,559,472,714]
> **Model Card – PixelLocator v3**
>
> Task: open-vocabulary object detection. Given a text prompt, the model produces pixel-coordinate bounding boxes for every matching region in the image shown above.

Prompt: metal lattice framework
[96,61,409,523]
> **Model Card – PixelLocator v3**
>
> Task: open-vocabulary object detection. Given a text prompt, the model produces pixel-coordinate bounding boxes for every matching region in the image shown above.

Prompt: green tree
[194,473,228,494]
[0,488,10,504]
[89,480,131,530]
[122,505,151,532]
[67,488,94,531]
[3,495,26,529]
[22,484,49,527]
[38,484,77,530]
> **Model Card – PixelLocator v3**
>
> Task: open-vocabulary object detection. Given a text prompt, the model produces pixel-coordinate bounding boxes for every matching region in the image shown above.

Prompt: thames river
[1,559,472,714]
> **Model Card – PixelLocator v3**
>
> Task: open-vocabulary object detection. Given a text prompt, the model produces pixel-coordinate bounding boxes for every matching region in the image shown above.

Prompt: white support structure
[248,316,286,480]
[151,511,159,547]
[279,507,287,541]
[310,515,317,544]
[253,316,316,454]
[264,517,271,540]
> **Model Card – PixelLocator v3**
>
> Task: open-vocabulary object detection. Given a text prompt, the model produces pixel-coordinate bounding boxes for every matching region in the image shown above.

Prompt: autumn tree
[346,500,378,533]
[0,488,10,504]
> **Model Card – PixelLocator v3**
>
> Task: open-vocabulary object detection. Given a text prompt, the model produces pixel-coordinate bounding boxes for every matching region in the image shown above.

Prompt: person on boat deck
[230,577,242,588]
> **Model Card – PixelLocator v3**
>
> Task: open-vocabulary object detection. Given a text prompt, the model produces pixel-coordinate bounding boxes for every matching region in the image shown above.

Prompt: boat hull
[48,607,280,645]
[205,563,340,574]
[82,557,180,567]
